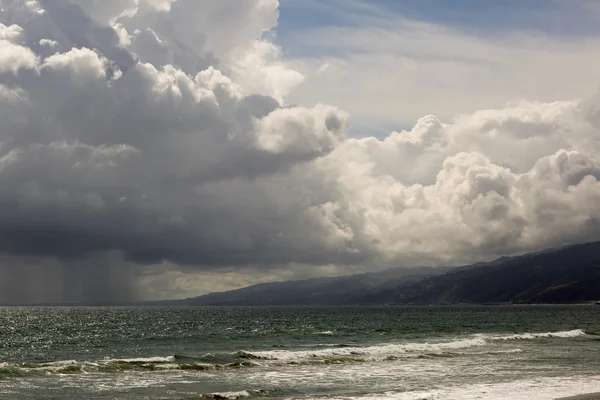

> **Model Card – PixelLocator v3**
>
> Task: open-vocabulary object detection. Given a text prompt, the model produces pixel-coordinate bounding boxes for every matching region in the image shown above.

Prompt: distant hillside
[154,266,453,306]
[148,241,600,306]
[392,241,600,304]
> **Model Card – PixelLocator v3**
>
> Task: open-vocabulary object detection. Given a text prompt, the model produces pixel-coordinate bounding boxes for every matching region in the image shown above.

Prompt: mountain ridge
[150,241,600,306]
[392,241,600,305]
[147,265,454,306]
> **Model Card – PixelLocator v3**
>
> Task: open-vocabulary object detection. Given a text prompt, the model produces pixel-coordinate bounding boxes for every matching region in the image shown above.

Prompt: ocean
[0,306,599,400]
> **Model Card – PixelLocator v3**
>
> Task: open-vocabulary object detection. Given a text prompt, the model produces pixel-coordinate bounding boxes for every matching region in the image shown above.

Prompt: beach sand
[556,394,600,400]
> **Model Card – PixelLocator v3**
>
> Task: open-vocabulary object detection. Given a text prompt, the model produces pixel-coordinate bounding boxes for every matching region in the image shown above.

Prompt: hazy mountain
[153,266,454,306]
[391,241,600,304]
[146,241,600,306]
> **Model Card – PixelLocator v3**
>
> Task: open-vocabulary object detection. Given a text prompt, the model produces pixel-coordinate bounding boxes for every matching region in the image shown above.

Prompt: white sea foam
[16,360,84,374]
[39,360,79,366]
[318,375,600,400]
[241,337,488,361]
[476,348,524,355]
[17,355,178,373]
[484,329,587,341]
[240,329,587,362]
[207,390,251,399]
[103,356,176,363]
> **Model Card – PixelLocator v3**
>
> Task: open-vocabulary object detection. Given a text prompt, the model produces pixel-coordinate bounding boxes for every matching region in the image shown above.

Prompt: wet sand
[556,394,600,400]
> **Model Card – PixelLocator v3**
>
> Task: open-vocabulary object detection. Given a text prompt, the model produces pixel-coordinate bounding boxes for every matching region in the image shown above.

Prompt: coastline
[556,394,600,400]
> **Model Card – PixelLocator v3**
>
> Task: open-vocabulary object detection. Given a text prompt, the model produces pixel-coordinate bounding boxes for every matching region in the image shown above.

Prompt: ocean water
[1,306,600,400]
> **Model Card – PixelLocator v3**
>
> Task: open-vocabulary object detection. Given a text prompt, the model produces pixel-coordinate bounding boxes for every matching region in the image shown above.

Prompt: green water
[1,306,599,399]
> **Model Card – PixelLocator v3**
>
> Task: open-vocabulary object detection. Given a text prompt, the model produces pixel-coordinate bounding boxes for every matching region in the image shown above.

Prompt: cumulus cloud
[0,23,38,73]
[310,100,600,266]
[0,0,599,303]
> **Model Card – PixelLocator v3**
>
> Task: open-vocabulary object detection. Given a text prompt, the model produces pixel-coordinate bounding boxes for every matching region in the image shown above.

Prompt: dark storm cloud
[0,0,350,277]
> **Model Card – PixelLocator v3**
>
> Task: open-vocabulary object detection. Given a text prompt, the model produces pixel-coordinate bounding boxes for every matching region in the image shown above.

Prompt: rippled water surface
[1,306,600,399]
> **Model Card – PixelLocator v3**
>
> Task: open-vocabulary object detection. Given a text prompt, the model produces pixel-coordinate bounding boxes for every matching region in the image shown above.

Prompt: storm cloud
[0,0,600,303]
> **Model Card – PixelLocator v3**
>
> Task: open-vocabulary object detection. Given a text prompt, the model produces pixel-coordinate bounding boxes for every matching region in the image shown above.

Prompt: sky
[0,0,600,303]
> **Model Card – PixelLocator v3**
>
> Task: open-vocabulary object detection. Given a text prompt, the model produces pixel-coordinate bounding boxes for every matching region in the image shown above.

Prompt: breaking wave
[0,357,257,377]
[480,329,587,341]
[238,338,486,362]
[314,330,335,335]
[236,329,588,362]
[196,389,282,400]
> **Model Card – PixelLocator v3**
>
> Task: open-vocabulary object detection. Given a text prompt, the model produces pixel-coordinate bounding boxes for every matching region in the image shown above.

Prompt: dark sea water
[1,306,600,400]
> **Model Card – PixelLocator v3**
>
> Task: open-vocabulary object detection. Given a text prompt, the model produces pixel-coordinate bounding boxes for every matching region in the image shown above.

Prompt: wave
[237,329,588,362]
[197,389,280,400]
[0,363,24,378]
[287,357,366,366]
[102,356,176,363]
[234,351,270,360]
[173,353,211,362]
[480,328,587,341]
[0,356,257,377]
[200,391,252,400]
[298,343,353,348]
[238,337,487,362]
[167,389,282,400]
[475,348,524,355]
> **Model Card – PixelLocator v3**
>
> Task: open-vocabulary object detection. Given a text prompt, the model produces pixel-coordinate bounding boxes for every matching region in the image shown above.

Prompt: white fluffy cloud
[0,23,38,73]
[312,98,600,265]
[0,0,599,302]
